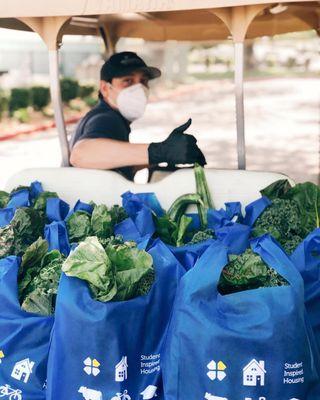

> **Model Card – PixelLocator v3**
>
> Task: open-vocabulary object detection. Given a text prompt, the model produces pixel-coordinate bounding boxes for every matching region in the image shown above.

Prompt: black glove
[148,119,206,166]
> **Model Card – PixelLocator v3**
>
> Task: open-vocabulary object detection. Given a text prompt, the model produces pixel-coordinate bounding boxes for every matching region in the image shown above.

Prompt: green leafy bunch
[66,204,127,244]
[18,238,65,316]
[252,179,320,254]
[218,248,288,295]
[0,208,45,258]
[62,236,154,302]
[153,164,215,247]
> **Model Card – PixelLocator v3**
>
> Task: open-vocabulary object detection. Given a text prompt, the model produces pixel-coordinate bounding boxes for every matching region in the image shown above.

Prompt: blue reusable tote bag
[0,256,54,400]
[291,228,320,352]
[163,236,320,400]
[46,239,184,400]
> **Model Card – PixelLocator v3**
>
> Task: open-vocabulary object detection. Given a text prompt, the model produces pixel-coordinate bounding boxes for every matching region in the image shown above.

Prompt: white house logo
[115,356,128,382]
[243,359,266,387]
[11,358,34,383]
[83,357,101,376]
[207,360,227,381]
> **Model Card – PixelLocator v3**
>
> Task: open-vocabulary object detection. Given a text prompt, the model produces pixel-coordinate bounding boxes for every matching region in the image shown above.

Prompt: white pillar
[234,41,246,170]
[48,49,70,166]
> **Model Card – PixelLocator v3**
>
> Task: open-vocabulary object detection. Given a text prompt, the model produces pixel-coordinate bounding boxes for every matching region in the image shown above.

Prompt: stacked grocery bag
[0,166,319,400]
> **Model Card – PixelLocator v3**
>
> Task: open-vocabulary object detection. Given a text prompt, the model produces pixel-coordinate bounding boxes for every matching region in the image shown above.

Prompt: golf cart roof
[0,1,319,42]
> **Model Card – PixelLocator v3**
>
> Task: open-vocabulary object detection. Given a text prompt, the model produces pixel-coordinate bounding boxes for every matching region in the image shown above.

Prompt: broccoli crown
[189,229,215,244]
[218,248,288,295]
[252,198,304,254]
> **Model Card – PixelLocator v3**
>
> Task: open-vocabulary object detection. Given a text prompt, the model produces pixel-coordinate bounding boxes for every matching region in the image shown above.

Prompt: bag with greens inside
[163,236,320,399]
[291,228,320,353]
[0,255,54,399]
[46,237,184,400]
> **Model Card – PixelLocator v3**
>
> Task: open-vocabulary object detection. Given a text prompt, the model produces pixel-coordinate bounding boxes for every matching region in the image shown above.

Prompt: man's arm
[70,138,149,169]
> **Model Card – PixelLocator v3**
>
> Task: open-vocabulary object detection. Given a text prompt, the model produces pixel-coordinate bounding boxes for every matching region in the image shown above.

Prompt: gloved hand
[148,119,206,166]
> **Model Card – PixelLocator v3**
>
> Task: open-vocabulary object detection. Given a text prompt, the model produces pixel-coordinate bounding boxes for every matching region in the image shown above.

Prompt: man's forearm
[70,138,149,169]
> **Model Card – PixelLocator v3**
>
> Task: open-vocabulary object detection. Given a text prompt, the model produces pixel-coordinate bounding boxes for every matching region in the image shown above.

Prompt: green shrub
[84,96,98,108]
[9,88,30,113]
[78,85,95,98]
[13,108,30,123]
[60,78,79,103]
[30,86,50,111]
[0,91,8,120]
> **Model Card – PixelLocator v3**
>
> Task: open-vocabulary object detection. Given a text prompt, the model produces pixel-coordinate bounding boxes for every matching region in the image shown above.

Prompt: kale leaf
[218,248,288,295]
[66,210,92,243]
[0,190,9,208]
[18,238,64,316]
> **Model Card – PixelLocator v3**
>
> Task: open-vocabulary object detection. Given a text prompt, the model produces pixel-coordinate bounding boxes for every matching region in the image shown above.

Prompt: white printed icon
[83,357,101,376]
[110,390,131,400]
[245,397,266,400]
[140,385,157,399]
[207,360,227,381]
[243,359,266,387]
[78,386,103,400]
[11,358,34,383]
[0,384,22,400]
[115,356,128,382]
[204,393,228,400]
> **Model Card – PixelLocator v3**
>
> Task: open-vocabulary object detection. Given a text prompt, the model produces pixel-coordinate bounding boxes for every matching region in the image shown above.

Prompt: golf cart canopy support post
[18,16,71,167]
[213,4,267,169]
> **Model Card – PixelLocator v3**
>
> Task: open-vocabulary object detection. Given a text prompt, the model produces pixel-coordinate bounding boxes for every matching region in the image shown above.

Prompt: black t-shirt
[70,99,134,181]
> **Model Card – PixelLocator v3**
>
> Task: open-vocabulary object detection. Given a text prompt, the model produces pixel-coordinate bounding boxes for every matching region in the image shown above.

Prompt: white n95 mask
[116,83,149,122]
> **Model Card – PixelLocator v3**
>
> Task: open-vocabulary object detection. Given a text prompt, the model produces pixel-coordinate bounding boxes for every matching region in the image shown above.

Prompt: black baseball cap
[100,51,161,81]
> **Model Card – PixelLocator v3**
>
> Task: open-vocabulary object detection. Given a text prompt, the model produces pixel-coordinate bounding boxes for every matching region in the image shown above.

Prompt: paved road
[0,77,319,189]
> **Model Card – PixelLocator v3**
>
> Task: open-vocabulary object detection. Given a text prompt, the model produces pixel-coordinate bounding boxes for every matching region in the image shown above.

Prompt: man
[70,51,206,180]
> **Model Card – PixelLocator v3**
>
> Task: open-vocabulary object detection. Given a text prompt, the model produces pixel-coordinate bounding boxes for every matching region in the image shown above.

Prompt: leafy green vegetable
[252,198,304,253]
[136,270,155,296]
[91,204,128,239]
[109,205,128,225]
[91,205,113,238]
[0,225,15,258]
[194,163,214,227]
[10,207,45,255]
[62,236,117,302]
[0,208,45,258]
[10,185,30,195]
[18,237,49,295]
[153,164,213,245]
[66,211,92,243]
[20,248,65,316]
[285,182,320,237]
[154,214,192,247]
[105,238,154,301]
[0,190,9,208]
[62,236,154,302]
[255,180,320,253]
[167,194,203,223]
[33,191,58,211]
[189,229,215,244]
[176,215,193,247]
[218,248,288,295]
[260,179,292,200]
